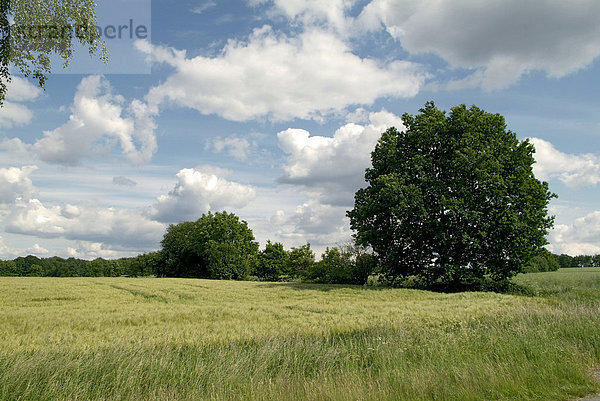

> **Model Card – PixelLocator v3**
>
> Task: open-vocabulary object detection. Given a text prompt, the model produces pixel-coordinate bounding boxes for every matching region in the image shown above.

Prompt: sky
[1,0,600,260]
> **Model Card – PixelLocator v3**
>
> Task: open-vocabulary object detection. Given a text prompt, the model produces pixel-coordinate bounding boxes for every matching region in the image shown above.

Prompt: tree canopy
[160,211,259,280]
[254,240,289,281]
[0,0,106,103]
[347,102,555,290]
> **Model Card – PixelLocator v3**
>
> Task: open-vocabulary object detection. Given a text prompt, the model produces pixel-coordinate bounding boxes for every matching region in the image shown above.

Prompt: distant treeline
[523,252,600,273]
[556,254,600,268]
[0,249,596,278]
[0,253,161,277]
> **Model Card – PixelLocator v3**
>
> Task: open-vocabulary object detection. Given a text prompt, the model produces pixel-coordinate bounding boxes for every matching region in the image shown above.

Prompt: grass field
[1,269,600,400]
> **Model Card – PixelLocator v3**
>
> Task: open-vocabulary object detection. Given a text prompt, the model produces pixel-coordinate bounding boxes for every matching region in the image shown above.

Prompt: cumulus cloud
[0,165,258,255]
[5,76,43,102]
[0,77,43,128]
[5,199,165,249]
[148,166,256,223]
[207,135,257,161]
[548,211,600,255]
[530,137,600,189]
[278,108,404,205]
[0,76,42,128]
[0,101,35,128]
[137,26,424,122]
[4,76,157,166]
[276,199,352,246]
[271,109,404,249]
[0,166,38,204]
[26,243,49,256]
[358,0,600,90]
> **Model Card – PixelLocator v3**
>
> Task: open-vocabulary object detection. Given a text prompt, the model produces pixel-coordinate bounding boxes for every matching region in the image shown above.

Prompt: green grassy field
[1,269,600,400]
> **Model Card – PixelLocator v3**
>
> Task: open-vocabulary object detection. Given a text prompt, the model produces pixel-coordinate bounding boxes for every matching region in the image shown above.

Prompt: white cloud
[207,135,256,161]
[5,199,165,250]
[530,137,600,189]
[5,77,42,102]
[548,211,600,255]
[0,77,43,128]
[278,108,404,205]
[0,166,255,256]
[148,166,256,223]
[137,26,424,121]
[272,199,352,251]
[270,109,404,250]
[0,101,34,128]
[0,235,18,259]
[0,166,38,204]
[26,243,49,256]
[359,0,600,90]
[65,241,140,260]
[4,76,157,166]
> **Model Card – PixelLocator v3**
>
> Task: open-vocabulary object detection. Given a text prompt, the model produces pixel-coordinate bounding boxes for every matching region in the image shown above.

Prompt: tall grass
[1,271,600,400]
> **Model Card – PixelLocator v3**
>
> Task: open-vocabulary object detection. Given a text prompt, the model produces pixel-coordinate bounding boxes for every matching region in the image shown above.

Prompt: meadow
[1,269,600,400]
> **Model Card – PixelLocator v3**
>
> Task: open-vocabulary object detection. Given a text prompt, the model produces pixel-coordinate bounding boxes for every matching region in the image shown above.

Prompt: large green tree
[0,0,106,103]
[347,102,555,290]
[160,212,259,280]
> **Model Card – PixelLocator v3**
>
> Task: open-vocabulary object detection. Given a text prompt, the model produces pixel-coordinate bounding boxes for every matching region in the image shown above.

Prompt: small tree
[160,211,259,280]
[254,241,289,281]
[304,247,352,284]
[338,240,375,285]
[303,242,374,285]
[288,243,315,278]
[348,102,555,290]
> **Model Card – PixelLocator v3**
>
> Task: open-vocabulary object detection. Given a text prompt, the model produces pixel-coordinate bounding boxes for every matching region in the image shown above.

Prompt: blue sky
[1,0,600,259]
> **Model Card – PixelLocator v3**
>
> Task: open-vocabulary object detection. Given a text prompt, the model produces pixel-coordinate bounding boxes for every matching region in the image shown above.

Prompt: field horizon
[2,269,600,400]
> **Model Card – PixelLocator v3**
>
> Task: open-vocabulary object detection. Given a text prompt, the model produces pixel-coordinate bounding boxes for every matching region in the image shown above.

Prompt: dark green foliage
[27,264,43,277]
[348,102,556,290]
[304,247,352,284]
[124,252,163,277]
[0,254,159,277]
[557,254,574,268]
[0,260,17,276]
[303,242,375,285]
[160,211,259,280]
[254,241,289,281]
[354,253,376,285]
[287,243,315,278]
[523,249,560,273]
[569,255,600,267]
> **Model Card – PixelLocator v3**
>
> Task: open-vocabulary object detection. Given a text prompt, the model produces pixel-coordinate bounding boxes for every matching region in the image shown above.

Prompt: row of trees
[0,253,161,277]
[1,237,592,280]
[159,212,374,284]
[555,254,600,268]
